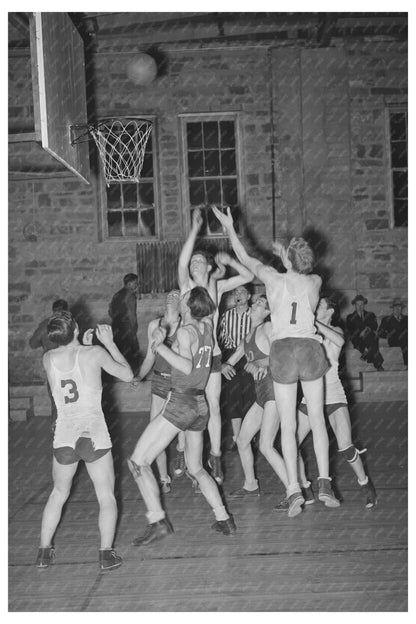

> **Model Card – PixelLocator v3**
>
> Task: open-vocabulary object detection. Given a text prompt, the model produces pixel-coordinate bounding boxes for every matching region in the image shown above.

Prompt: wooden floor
[9,401,408,612]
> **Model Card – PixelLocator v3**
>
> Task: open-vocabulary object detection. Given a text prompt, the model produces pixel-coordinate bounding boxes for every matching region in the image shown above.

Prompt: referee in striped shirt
[219,285,256,448]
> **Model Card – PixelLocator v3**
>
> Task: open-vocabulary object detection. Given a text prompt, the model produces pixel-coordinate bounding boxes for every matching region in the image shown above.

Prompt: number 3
[61,379,79,404]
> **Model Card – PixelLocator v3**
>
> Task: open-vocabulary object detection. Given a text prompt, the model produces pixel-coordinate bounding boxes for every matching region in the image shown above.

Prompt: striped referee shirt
[218,307,251,351]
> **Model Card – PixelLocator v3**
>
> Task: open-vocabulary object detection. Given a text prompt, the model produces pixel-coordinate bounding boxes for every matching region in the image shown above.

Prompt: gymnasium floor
[9,401,407,612]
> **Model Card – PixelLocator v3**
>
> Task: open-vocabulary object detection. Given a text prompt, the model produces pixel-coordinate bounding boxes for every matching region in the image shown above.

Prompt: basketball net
[89,118,152,186]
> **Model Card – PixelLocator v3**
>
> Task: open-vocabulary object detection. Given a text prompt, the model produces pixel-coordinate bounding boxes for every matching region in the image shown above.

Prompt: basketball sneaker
[318,477,341,508]
[273,496,289,511]
[229,486,260,498]
[208,453,224,485]
[360,477,377,509]
[302,484,315,505]
[287,491,305,518]
[99,549,122,571]
[211,515,236,535]
[160,477,171,494]
[36,546,55,569]
[172,450,186,478]
[132,518,173,547]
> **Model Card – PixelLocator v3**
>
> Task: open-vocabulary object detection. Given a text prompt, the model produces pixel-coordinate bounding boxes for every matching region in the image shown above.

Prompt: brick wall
[9,28,407,384]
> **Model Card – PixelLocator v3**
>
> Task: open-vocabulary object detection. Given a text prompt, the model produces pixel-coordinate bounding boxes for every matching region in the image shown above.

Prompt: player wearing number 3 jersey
[37,312,133,572]
[128,286,237,547]
[213,207,339,518]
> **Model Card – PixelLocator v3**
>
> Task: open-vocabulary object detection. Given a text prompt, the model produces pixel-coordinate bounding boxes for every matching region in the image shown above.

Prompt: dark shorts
[162,391,209,432]
[53,437,111,465]
[211,354,222,374]
[298,402,348,418]
[255,373,275,408]
[270,338,329,384]
[151,371,171,399]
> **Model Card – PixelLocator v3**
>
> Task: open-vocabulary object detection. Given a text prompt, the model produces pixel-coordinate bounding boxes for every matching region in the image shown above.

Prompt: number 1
[290,302,297,325]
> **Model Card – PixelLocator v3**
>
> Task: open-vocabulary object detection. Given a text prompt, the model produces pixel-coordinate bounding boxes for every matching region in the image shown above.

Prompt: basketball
[126,53,157,86]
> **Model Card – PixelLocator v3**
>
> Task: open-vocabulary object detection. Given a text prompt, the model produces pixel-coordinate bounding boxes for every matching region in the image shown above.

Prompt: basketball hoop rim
[71,117,153,145]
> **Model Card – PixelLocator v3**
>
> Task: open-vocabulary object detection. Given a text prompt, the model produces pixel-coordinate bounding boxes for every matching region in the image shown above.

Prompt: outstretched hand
[272,240,285,258]
[82,328,94,345]
[95,324,114,346]
[213,206,234,230]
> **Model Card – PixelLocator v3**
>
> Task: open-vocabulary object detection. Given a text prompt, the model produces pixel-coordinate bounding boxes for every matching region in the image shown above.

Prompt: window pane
[124,210,138,236]
[222,179,238,206]
[139,182,154,206]
[206,206,223,234]
[204,150,220,176]
[107,210,122,237]
[390,113,407,141]
[221,150,236,175]
[206,179,221,203]
[122,183,137,208]
[190,180,205,205]
[106,184,121,209]
[187,122,203,148]
[393,171,408,198]
[188,151,204,177]
[138,209,156,237]
[230,205,241,234]
[203,121,219,148]
[220,121,235,148]
[391,141,407,168]
[141,152,153,178]
[394,199,407,227]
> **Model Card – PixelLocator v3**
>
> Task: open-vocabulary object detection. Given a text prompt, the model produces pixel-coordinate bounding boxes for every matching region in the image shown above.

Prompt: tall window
[388,108,408,228]
[100,122,158,239]
[182,114,242,236]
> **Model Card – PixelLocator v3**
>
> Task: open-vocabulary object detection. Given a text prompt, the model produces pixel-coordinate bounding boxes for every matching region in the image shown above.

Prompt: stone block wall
[9,27,407,384]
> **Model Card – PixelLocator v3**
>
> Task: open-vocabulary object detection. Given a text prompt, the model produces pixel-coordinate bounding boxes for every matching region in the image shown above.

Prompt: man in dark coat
[109,273,140,374]
[346,294,384,371]
[378,298,408,367]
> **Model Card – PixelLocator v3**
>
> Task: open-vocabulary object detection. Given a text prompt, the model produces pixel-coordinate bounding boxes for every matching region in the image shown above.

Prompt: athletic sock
[243,480,258,491]
[301,480,311,489]
[212,505,229,521]
[286,483,301,496]
[146,510,166,524]
[358,476,368,486]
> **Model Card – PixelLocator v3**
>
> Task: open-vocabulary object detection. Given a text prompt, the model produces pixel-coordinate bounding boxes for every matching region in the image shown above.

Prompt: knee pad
[338,445,367,464]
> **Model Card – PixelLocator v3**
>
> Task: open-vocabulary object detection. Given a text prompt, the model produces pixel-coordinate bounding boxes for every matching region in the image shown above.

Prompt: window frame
[385,105,408,229]
[178,112,245,236]
[97,115,160,241]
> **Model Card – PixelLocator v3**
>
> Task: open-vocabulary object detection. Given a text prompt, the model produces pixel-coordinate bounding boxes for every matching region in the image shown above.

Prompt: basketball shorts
[270,337,329,384]
[161,391,209,432]
[53,437,111,465]
[298,402,348,418]
[254,373,275,408]
[151,370,171,399]
[211,354,222,374]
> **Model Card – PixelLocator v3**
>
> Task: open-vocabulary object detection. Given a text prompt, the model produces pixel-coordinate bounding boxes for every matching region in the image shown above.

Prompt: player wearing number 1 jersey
[128,287,236,546]
[213,207,339,518]
[37,311,133,571]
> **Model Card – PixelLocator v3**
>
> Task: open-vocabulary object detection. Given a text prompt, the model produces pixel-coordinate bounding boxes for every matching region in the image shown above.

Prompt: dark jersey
[172,321,213,392]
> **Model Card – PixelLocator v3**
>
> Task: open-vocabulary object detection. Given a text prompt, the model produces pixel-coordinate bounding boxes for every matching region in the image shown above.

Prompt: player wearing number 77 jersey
[37,312,133,572]
[128,286,236,547]
[213,207,340,518]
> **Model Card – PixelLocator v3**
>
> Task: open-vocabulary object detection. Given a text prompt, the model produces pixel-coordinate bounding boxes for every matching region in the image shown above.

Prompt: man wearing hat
[346,295,384,371]
[378,299,408,367]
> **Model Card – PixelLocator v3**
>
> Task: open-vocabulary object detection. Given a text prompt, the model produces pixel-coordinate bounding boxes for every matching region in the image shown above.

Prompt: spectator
[346,295,384,371]
[378,298,408,368]
[108,273,140,375]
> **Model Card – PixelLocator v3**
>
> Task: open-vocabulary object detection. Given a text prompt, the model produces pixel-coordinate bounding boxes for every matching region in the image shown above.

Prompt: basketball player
[224,295,312,512]
[128,287,236,546]
[36,312,133,571]
[177,207,253,485]
[213,206,339,517]
[135,289,185,492]
[296,297,377,508]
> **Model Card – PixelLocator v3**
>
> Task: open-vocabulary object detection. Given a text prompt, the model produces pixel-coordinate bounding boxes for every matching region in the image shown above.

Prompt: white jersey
[50,347,112,450]
[271,275,320,342]
[301,337,347,406]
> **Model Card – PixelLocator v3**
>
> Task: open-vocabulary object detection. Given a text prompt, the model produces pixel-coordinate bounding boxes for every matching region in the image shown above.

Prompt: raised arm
[153,326,194,375]
[215,252,254,297]
[95,324,134,382]
[213,207,277,287]
[136,318,159,380]
[178,208,203,291]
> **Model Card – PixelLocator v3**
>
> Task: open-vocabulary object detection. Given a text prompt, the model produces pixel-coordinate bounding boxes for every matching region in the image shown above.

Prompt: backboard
[30,12,90,184]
